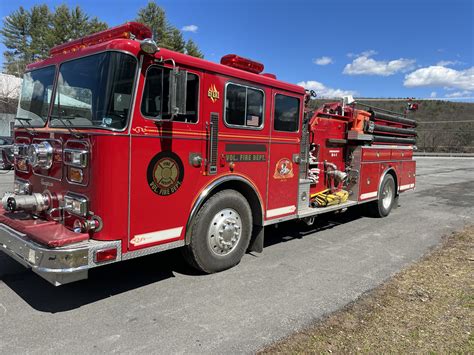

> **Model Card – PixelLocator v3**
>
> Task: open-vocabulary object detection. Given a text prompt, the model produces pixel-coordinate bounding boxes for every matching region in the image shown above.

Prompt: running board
[297,200,358,219]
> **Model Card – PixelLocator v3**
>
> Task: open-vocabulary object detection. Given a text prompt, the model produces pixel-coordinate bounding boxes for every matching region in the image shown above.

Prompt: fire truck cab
[0,23,416,285]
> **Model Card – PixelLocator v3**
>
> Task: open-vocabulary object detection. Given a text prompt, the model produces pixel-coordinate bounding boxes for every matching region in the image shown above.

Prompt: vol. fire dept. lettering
[225,153,266,162]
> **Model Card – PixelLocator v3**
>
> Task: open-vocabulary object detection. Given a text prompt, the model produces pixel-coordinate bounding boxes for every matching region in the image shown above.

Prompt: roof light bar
[50,22,153,57]
[220,54,264,74]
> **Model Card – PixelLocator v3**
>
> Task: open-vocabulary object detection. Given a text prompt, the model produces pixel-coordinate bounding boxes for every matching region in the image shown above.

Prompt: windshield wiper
[15,117,38,136]
[49,115,84,139]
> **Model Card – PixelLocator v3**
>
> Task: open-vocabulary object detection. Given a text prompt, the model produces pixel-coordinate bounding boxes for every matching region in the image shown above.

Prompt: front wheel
[366,174,396,218]
[183,189,252,273]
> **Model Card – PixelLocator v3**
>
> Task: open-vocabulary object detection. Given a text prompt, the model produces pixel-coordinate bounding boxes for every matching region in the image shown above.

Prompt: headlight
[64,193,88,216]
[13,143,28,158]
[13,143,29,172]
[14,179,31,195]
[64,149,88,168]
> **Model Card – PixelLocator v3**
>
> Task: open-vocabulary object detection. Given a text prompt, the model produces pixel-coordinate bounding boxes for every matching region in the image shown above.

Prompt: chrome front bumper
[0,223,121,286]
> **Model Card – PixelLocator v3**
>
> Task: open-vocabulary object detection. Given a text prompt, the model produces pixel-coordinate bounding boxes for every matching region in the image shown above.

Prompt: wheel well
[185,177,264,244]
[210,180,263,227]
[385,169,399,194]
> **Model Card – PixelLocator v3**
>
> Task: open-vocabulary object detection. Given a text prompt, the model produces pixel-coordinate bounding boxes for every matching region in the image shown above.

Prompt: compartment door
[266,91,303,221]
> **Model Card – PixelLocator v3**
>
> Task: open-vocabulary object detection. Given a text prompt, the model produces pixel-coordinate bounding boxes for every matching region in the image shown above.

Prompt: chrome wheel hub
[382,183,393,210]
[208,208,242,256]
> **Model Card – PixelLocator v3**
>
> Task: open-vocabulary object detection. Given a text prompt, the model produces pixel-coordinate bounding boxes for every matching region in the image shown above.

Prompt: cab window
[141,66,199,123]
[274,94,300,132]
[225,83,264,128]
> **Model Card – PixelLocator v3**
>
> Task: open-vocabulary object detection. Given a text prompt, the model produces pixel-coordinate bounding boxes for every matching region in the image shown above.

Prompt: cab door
[128,62,205,250]
[266,91,303,221]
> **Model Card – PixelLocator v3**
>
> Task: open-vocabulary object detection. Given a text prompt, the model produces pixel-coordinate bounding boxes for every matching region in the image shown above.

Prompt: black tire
[366,174,396,218]
[183,189,252,273]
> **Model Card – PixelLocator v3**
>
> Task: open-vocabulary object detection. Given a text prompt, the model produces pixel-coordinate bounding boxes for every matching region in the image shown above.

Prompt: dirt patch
[259,226,474,353]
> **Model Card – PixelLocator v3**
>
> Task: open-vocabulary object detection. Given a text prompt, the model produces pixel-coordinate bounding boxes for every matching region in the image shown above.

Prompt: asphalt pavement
[0,157,473,354]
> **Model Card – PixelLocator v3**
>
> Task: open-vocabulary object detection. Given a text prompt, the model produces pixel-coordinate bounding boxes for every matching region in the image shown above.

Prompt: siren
[220,54,264,74]
[50,22,153,57]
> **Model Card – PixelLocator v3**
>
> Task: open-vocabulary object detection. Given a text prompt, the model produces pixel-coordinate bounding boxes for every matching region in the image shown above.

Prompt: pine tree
[87,17,108,34]
[0,4,108,76]
[136,1,171,45]
[47,5,107,48]
[47,5,73,46]
[0,7,31,76]
[167,28,186,53]
[29,5,51,61]
[185,39,203,58]
[136,1,204,57]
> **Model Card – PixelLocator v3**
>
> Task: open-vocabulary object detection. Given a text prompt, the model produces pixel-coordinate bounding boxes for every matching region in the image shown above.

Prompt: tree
[0,4,108,76]
[47,5,107,50]
[29,5,51,62]
[136,1,171,44]
[136,1,203,57]
[185,39,203,59]
[0,7,30,76]
[166,28,186,53]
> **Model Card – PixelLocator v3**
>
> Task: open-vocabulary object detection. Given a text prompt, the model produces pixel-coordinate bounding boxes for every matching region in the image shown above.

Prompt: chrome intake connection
[3,193,50,213]
[28,141,54,169]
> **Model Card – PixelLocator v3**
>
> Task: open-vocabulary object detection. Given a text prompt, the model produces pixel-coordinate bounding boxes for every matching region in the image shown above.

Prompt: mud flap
[248,224,264,253]
[393,195,400,209]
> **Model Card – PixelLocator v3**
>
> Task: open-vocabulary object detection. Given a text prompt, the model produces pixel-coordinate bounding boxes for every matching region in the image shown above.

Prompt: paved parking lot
[0,158,473,353]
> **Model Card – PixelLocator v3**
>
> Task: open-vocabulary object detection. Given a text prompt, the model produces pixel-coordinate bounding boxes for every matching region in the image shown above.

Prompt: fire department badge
[273,158,294,179]
[147,152,184,196]
[208,84,220,103]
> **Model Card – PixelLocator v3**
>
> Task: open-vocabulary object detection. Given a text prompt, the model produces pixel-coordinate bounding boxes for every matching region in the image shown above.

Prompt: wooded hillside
[308,99,474,153]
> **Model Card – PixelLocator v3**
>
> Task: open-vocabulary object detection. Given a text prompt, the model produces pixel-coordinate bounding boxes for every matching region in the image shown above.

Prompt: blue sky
[1,0,473,100]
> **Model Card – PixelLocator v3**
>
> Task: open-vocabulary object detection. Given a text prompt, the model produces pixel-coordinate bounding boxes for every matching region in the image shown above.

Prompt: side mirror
[169,68,187,119]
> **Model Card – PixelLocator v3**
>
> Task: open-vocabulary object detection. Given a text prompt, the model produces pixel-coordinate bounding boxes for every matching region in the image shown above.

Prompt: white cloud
[360,50,378,57]
[445,90,472,98]
[181,25,198,33]
[343,52,416,76]
[313,56,333,65]
[430,91,437,98]
[297,80,357,98]
[436,60,463,67]
[347,50,377,58]
[404,66,474,90]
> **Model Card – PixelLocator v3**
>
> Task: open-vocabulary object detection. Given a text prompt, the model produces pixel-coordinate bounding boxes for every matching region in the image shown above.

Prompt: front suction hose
[3,193,50,213]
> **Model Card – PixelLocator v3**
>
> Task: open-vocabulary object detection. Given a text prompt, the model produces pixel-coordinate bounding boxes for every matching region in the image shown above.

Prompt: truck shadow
[2,206,366,313]
[263,206,365,249]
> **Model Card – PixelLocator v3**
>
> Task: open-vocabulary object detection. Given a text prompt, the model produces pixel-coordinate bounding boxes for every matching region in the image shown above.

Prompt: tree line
[0,1,203,77]
[309,99,474,153]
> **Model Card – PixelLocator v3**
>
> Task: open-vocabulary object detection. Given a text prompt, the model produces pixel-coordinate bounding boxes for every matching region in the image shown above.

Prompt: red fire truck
[0,23,416,285]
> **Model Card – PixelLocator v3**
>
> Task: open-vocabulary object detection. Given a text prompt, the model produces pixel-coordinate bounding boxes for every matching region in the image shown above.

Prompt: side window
[225,83,264,128]
[274,94,300,132]
[141,66,199,123]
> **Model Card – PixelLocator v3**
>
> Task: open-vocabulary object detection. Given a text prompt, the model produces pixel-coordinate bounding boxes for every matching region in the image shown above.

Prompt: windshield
[51,52,137,130]
[16,66,56,127]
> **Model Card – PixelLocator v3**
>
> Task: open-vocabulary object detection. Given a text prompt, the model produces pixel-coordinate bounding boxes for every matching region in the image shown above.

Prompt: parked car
[0,137,14,170]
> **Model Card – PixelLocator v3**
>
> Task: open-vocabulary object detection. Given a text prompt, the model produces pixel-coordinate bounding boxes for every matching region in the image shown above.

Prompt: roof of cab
[26,38,306,95]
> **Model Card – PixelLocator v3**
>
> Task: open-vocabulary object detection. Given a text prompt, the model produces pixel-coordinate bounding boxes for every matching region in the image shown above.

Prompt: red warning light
[50,22,152,57]
[220,54,264,74]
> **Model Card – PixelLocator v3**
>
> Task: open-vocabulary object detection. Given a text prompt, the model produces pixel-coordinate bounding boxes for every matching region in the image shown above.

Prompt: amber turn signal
[68,167,83,183]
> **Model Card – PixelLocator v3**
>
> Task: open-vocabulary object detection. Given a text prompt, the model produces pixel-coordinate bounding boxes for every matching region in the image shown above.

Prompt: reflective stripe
[399,183,415,190]
[131,227,183,246]
[360,191,378,200]
[266,205,296,218]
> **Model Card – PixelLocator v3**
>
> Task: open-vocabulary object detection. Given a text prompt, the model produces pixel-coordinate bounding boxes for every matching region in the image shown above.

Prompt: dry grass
[260,226,474,353]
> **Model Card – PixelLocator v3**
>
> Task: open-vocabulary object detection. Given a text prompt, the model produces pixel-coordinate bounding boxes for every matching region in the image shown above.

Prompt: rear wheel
[183,189,252,273]
[366,174,396,217]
